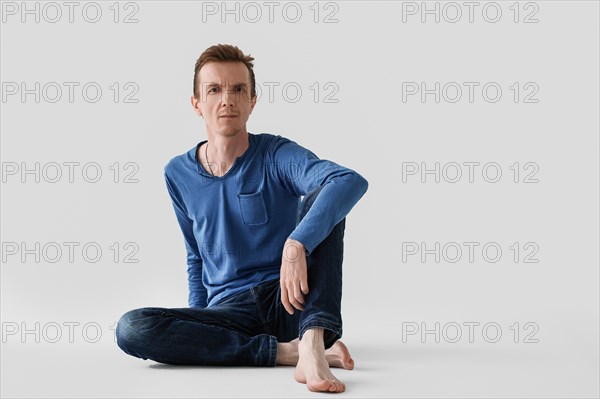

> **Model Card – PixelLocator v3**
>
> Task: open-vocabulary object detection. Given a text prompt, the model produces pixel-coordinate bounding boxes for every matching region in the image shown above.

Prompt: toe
[347,358,355,370]
[328,381,338,392]
[308,380,332,393]
[328,379,340,392]
[332,382,340,392]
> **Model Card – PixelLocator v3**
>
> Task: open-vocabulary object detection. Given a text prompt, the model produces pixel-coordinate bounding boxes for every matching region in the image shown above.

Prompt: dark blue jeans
[116,186,346,367]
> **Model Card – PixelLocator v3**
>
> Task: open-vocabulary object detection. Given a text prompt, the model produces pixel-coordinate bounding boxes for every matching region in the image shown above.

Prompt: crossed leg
[116,188,353,393]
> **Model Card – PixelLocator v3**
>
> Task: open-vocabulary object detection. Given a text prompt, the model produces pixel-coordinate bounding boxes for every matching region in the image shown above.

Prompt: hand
[280,238,309,315]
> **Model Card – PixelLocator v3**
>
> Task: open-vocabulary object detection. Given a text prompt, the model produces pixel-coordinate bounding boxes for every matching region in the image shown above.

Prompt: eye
[208,87,219,93]
[235,86,243,92]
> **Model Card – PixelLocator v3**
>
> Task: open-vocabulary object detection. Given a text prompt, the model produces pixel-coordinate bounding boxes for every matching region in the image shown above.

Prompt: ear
[191,95,203,117]
[249,95,257,113]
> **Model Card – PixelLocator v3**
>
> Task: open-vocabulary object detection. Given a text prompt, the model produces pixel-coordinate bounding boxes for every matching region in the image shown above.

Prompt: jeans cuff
[264,334,278,367]
[298,320,343,350]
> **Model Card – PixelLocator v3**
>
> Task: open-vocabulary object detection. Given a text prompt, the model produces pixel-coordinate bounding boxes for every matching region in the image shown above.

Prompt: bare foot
[294,328,346,393]
[278,338,354,369]
[325,340,355,370]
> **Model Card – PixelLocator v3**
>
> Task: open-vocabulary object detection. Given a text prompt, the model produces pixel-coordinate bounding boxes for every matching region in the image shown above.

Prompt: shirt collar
[190,133,254,175]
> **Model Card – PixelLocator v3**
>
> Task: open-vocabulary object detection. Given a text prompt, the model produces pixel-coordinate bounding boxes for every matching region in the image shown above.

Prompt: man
[116,44,368,393]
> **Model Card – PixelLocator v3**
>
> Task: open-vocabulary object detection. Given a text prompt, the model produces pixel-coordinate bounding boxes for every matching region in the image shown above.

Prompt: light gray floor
[1,314,598,398]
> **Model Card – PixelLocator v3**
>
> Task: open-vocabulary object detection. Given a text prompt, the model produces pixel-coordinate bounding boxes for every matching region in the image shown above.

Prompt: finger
[300,276,309,295]
[281,284,294,315]
[289,291,304,311]
[293,285,305,304]
[290,298,304,311]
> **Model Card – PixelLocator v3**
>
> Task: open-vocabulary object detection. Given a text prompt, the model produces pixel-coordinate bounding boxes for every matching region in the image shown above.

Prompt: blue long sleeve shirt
[164,132,368,308]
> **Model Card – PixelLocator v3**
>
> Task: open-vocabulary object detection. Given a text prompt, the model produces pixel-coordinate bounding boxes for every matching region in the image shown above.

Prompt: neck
[202,131,250,176]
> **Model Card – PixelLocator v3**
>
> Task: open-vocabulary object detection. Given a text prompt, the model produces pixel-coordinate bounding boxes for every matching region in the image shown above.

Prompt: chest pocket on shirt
[237,191,268,226]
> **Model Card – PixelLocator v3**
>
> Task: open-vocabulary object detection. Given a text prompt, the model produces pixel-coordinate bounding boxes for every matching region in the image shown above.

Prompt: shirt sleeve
[267,135,369,255]
[164,168,208,308]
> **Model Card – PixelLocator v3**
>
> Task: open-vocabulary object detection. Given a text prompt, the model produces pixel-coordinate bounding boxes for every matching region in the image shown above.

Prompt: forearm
[187,262,208,308]
[288,171,368,255]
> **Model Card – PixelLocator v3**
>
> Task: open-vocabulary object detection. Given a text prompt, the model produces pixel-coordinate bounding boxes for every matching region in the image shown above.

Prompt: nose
[220,89,238,107]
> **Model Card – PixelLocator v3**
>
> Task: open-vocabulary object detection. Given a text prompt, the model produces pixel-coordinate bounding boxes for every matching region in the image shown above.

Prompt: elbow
[188,298,207,309]
[188,289,208,309]
[353,171,369,197]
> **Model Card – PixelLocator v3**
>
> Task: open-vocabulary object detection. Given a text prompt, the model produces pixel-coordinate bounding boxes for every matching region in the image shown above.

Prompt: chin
[218,128,242,137]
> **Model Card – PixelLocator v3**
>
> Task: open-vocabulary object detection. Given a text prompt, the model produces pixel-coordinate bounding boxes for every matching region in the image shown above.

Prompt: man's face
[191,61,257,138]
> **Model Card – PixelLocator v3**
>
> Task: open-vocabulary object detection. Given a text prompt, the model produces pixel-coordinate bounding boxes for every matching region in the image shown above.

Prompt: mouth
[219,115,238,118]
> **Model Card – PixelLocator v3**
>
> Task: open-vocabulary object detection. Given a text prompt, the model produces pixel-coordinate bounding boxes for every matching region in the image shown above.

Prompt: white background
[1,1,599,397]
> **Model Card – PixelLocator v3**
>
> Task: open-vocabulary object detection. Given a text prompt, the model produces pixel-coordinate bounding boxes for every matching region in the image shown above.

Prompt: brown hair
[193,44,256,100]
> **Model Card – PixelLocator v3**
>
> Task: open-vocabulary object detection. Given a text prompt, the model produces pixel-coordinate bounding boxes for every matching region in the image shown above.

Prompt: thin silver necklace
[205,142,215,176]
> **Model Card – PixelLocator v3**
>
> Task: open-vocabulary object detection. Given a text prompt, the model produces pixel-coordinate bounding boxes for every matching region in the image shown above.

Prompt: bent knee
[116,307,163,353]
